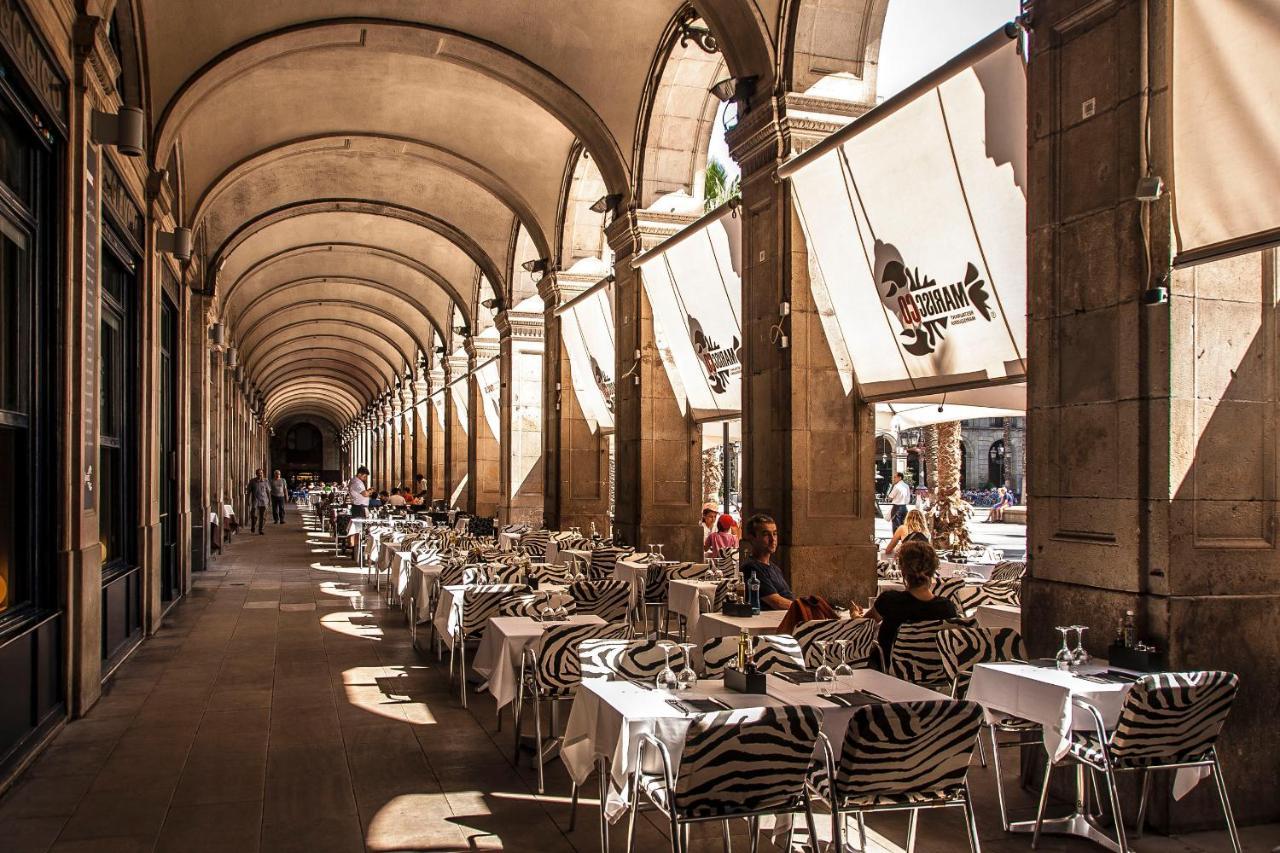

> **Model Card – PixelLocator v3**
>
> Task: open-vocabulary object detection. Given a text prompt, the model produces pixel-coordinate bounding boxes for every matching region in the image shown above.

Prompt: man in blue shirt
[740,513,795,610]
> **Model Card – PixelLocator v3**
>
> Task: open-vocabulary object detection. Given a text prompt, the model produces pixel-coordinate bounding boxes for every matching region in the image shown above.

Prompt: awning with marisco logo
[781,26,1027,402]
[475,355,501,441]
[555,279,616,434]
[633,201,743,421]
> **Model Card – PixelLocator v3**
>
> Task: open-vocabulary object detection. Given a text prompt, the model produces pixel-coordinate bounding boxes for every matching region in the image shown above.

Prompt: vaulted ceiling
[136,0,784,429]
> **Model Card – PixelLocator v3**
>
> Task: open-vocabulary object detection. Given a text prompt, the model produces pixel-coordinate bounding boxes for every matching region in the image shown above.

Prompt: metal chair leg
[459,639,469,708]
[1031,759,1054,849]
[1212,754,1244,853]
[803,796,820,853]
[533,696,545,793]
[1101,764,1131,853]
[721,820,732,853]
[962,786,983,853]
[906,808,919,853]
[989,726,1012,831]
[568,782,579,831]
[748,815,759,853]
[857,814,867,853]
[975,730,988,768]
[626,768,640,853]
[1133,768,1151,839]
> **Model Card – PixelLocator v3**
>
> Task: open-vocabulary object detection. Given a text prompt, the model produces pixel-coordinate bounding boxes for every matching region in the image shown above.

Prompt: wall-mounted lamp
[710,75,757,105]
[481,297,503,311]
[521,258,549,275]
[209,322,225,347]
[434,345,446,355]
[157,227,193,261]
[225,346,238,368]
[90,107,145,157]
[454,325,471,338]
[589,193,623,215]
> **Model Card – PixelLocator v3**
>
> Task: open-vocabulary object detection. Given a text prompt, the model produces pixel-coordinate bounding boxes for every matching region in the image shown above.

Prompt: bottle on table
[736,629,750,672]
[747,571,761,615]
[1122,610,1137,648]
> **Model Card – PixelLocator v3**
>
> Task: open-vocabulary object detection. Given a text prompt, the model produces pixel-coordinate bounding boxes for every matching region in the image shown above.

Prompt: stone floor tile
[155,801,261,853]
[0,815,68,853]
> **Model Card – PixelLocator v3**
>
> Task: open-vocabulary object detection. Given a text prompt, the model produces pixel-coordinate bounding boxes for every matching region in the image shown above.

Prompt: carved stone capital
[73,14,120,101]
[495,309,545,342]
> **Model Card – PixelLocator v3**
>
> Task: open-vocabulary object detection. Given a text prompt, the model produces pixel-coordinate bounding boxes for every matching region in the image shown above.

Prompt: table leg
[1009,761,1121,852]
[598,755,610,853]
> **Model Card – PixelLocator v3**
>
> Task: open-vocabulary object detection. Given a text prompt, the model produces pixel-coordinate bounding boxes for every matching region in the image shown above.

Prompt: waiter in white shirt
[888,471,912,531]
[347,466,374,550]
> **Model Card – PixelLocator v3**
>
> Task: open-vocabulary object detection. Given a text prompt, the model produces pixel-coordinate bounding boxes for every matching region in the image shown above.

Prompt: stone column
[401,383,414,487]
[607,215,702,559]
[1028,0,1279,827]
[389,394,401,490]
[445,354,470,509]
[468,338,502,518]
[413,372,430,491]
[497,308,545,526]
[724,93,878,605]
[187,296,211,572]
[429,366,446,502]
[538,272,612,533]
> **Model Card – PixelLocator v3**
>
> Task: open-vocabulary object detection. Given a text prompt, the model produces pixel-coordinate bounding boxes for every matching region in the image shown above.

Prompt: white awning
[634,202,743,420]
[557,280,616,433]
[448,371,469,436]
[1172,0,1280,266]
[874,383,1024,430]
[783,27,1027,402]
[429,391,446,430]
[475,355,501,441]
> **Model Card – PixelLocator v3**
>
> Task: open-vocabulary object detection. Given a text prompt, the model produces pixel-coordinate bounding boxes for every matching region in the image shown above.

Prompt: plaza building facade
[0,0,1277,847]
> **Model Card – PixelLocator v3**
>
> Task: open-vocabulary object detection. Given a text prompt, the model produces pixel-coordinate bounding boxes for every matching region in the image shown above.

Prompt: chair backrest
[832,700,983,803]
[520,528,551,557]
[589,546,632,581]
[671,706,824,818]
[696,579,733,614]
[533,622,628,691]
[792,618,879,669]
[530,562,571,585]
[932,577,967,607]
[459,586,526,637]
[670,562,708,580]
[488,562,528,584]
[642,564,672,603]
[497,592,576,619]
[439,562,468,587]
[988,560,1026,583]
[955,580,1021,614]
[700,636,740,678]
[936,626,1026,696]
[890,619,975,686]
[579,638,687,681]
[753,634,807,673]
[460,565,494,586]
[568,579,631,623]
[1108,671,1238,764]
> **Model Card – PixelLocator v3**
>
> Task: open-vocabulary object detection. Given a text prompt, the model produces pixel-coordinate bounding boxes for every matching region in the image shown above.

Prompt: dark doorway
[988,439,1006,489]
[159,289,180,604]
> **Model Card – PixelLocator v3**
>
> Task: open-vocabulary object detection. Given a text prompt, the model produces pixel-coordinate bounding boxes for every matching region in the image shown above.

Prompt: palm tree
[704,158,740,211]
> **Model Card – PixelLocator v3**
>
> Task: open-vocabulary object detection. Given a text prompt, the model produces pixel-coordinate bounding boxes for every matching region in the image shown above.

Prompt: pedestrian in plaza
[883,507,930,556]
[888,471,912,530]
[740,513,795,610]
[269,469,288,524]
[246,468,270,534]
[704,513,738,558]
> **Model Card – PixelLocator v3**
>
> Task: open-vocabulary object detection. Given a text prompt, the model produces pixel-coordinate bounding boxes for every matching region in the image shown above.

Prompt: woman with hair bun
[864,540,957,662]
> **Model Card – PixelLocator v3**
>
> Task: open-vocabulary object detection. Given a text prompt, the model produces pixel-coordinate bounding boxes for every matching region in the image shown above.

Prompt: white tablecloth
[561,548,592,571]
[431,583,569,641]
[667,579,718,642]
[562,670,943,821]
[695,610,786,642]
[974,604,1021,631]
[940,560,998,580]
[472,615,606,710]
[967,662,1207,799]
[498,530,522,551]
[412,564,443,624]
[613,559,652,608]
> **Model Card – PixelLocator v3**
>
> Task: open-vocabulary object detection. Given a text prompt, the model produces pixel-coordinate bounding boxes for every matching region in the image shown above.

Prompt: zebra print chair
[956,579,1021,615]
[669,562,708,580]
[520,528,551,557]
[812,700,984,853]
[629,706,823,853]
[932,576,968,608]
[640,564,675,636]
[497,592,575,619]
[988,560,1026,582]
[1033,671,1242,853]
[937,626,1036,829]
[792,618,879,669]
[889,618,976,688]
[488,562,529,585]
[579,638,687,682]
[588,546,632,581]
[700,634,805,677]
[529,561,572,585]
[448,585,524,707]
[514,621,627,792]
[567,579,632,624]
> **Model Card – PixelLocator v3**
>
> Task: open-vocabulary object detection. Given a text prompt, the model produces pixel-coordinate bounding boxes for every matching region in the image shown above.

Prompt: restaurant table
[974,603,1021,631]
[561,669,945,839]
[694,609,785,641]
[410,563,443,628]
[560,548,592,572]
[431,583,571,644]
[472,614,606,711]
[940,559,998,580]
[667,579,718,643]
[498,530,521,551]
[967,661,1209,849]
[613,558,654,608]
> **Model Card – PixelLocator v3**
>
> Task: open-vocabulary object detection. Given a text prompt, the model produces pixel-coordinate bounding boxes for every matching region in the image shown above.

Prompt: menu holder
[721,602,754,617]
[723,667,768,694]
[1107,644,1165,673]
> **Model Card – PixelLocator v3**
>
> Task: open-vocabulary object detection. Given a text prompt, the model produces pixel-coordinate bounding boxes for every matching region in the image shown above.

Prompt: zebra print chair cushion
[890,619,976,686]
[530,562,571,585]
[988,560,1026,582]
[519,529,551,557]
[1069,671,1239,768]
[932,577,968,607]
[792,618,879,669]
[579,639,688,681]
[670,562,708,580]
[498,592,576,619]
[488,563,529,584]
[827,700,984,806]
[531,621,629,693]
[642,564,673,604]
[458,586,525,638]
[936,626,1026,697]
[700,634,804,676]
[956,580,1021,614]
[588,546,632,581]
[654,706,824,818]
[567,580,632,623]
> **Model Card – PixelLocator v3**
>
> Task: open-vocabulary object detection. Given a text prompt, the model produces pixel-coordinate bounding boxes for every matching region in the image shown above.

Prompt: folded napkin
[665,697,730,713]
[773,670,821,684]
[824,691,887,708]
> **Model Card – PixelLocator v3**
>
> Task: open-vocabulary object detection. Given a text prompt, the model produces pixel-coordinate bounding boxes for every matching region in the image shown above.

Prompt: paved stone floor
[1,506,1275,852]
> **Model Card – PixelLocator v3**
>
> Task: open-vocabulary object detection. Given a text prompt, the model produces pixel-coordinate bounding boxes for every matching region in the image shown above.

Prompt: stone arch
[555,143,610,267]
[777,0,891,101]
[108,0,147,112]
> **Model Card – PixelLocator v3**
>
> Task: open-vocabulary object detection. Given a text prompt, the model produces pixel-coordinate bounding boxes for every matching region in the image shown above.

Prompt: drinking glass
[1054,626,1074,670]
[833,640,855,687]
[1071,625,1091,667]
[656,642,679,691]
[814,641,835,696]
[656,543,666,562]
[676,643,698,691]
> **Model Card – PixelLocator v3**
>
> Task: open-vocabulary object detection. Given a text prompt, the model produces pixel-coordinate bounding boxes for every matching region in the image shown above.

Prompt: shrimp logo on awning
[589,353,615,413]
[879,251,994,357]
[689,314,741,394]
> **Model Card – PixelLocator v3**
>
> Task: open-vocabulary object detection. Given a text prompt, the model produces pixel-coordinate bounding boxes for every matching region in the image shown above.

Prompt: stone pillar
[389,395,401,490]
[379,400,392,492]
[401,384,414,486]
[445,354,470,509]
[429,367,446,502]
[607,215,702,559]
[468,338,501,518]
[187,296,211,572]
[727,93,877,605]
[413,373,430,491]
[1028,0,1279,828]
[538,273,612,533]
[497,308,545,526]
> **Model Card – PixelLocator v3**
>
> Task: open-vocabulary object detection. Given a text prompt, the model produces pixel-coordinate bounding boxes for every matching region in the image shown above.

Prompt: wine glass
[676,643,698,691]
[814,640,835,696]
[1071,625,1091,667]
[833,639,855,688]
[1054,626,1074,670]
[656,642,679,691]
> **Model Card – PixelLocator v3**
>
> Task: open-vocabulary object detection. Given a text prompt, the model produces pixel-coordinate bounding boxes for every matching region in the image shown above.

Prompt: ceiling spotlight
[710,75,758,107]
[454,325,471,337]
[481,297,503,311]
[589,193,623,215]
[521,258,549,274]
